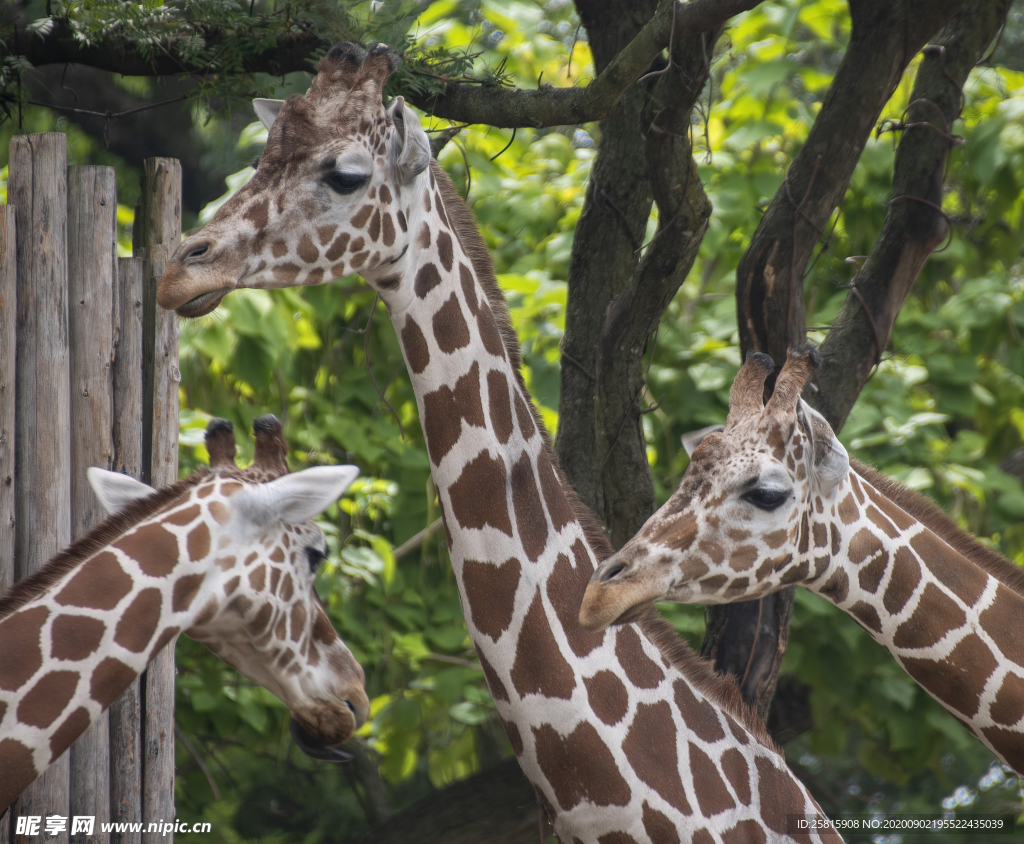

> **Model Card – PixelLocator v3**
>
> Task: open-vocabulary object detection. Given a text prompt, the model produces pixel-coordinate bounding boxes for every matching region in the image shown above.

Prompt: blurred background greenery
[4,0,1024,839]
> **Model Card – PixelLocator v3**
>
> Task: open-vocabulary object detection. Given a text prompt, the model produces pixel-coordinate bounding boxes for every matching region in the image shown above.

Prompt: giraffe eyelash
[306,546,328,574]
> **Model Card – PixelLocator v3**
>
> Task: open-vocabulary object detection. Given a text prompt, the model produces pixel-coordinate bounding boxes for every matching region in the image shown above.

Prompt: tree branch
[812,0,1009,430]
[5,0,765,128]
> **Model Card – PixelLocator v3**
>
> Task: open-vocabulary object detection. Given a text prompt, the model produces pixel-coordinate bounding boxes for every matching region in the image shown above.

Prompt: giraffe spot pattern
[350,251,369,269]
[720,747,751,805]
[615,626,664,689]
[48,706,91,764]
[351,205,373,227]
[779,560,809,585]
[723,821,767,844]
[415,263,442,298]
[866,505,901,539]
[114,589,163,653]
[271,240,288,258]
[297,234,319,263]
[537,452,575,533]
[460,265,478,313]
[830,523,841,555]
[0,606,48,691]
[244,197,269,230]
[290,604,307,641]
[838,494,858,525]
[513,391,535,441]
[448,450,513,536]
[597,834,638,844]
[423,362,485,465]
[990,673,1024,726]
[165,504,200,526]
[858,554,889,594]
[382,213,395,246]
[584,670,629,725]
[818,569,849,603]
[477,646,509,702]
[18,670,79,728]
[692,830,714,844]
[756,755,814,838]
[689,742,736,815]
[904,633,998,718]
[368,209,381,242]
[673,679,726,743]
[641,801,680,844]
[317,224,337,246]
[892,583,965,649]
[401,315,430,374]
[325,232,350,261]
[511,452,548,562]
[119,525,179,578]
[273,263,302,285]
[0,738,36,796]
[50,614,105,661]
[487,369,514,443]
[173,574,205,613]
[533,721,631,810]
[432,293,471,353]
[397,210,408,232]
[56,551,133,607]
[510,588,576,699]
[90,656,137,708]
[548,551,605,657]
[850,601,883,633]
[728,543,757,571]
[912,530,989,607]
[436,231,454,272]
[813,522,828,548]
[848,528,884,565]
[622,700,692,815]
[462,557,521,641]
[417,222,431,249]
[477,303,506,358]
[188,523,211,561]
[503,718,523,754]
[883,546,921,614]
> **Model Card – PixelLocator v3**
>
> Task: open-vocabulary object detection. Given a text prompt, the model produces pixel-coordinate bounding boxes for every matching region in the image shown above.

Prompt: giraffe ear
[797,400,849,494]
[388,96,430,183]
[88,468,156,514]
[253,98,286,131]
[235,465,361,526]
[681,424,725,458]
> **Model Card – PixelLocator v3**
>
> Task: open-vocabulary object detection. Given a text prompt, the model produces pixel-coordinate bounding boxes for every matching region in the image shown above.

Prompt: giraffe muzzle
[289,717,354,762]
[176,286,234,318]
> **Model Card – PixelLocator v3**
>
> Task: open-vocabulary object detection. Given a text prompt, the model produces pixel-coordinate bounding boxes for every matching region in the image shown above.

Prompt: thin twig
[363,295,406,439]
[393,518,443,560]
[26,94,187,119]
[175,725,222,800]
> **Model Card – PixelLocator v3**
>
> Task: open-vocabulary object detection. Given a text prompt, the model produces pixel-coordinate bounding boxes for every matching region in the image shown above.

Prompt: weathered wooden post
[67,165,118,843]
[7,132,72,844]
[134,158,181,844]
[0,205,14,602]
[1,141,181,844]
[108,256,145,844]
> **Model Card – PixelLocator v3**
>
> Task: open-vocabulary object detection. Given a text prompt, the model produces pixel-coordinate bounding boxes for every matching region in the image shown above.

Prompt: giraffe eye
[324,171,369,195]
[306,546,327,574]
[742,487,789,511]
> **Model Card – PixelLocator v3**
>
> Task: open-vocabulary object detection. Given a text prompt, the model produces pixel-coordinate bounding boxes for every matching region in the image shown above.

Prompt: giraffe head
[157,42,432,317]
[579,348,850,631]
[89,416,370,756]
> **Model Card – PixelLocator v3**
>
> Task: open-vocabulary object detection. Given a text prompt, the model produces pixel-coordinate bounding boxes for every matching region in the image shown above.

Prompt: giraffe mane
[851,458,1024,597]
[0,470,209,622]
[433,160,777,750]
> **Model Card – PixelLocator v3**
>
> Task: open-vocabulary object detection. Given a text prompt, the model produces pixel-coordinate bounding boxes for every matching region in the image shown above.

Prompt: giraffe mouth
[176,287,233,318]
[614,599,655,626]
[288,717,354,763]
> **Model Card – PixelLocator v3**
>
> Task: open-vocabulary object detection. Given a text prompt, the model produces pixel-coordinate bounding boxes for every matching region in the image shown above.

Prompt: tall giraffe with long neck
[582,348,1024,773]
[157,43,843,842]
[0,417,369,812]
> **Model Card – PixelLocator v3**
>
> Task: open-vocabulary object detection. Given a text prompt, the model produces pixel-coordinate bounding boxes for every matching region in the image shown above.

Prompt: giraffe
[155,42,845,843]
[580,347,1024,774]
[0,416,370,812]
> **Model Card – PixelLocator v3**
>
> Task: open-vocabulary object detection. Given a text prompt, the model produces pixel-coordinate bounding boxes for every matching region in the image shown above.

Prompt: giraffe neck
[386,163,840,842]
[807,463,1024,771]
[0,482,208,811]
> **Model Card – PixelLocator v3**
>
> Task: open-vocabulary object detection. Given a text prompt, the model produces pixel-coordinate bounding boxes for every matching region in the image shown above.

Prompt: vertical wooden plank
[108,257,145,844]
[135,158,181,844]
[67,165,117,844]
[0,207,15,601]
[8,133,71,844]
[0,204,14,844]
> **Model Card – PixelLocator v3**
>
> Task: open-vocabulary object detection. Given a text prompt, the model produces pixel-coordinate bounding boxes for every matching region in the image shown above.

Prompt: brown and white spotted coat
[583,348,1024,774]
[156,43,842,843]
[0,418,368,812]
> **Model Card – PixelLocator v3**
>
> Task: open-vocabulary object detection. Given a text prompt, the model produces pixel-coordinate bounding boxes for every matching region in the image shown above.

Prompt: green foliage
[4,0,1024,837]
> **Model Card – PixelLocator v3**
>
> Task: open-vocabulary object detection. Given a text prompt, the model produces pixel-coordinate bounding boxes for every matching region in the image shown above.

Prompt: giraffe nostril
[343,700,356,714]
[599,561,628,583]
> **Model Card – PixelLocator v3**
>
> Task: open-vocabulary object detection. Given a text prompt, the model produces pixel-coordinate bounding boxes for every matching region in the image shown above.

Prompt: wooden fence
[1,134,181,844]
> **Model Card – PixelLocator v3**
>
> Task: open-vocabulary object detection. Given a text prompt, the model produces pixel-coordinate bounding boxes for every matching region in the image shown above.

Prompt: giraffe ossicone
[157,43,846,842]
[582,348,1024,774]
[0,416,369,812]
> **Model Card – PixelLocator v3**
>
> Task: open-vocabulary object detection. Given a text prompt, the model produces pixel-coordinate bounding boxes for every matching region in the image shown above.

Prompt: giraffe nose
[595,558,630,583]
